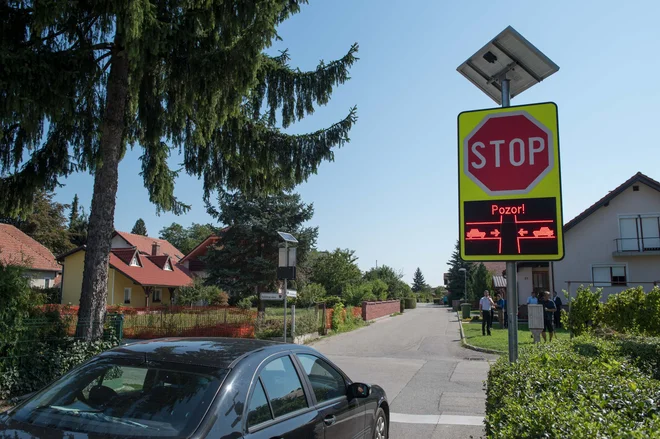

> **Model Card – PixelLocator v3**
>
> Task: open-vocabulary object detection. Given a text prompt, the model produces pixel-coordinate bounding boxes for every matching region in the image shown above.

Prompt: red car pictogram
[466,229,486,239]
[533,227,554,237]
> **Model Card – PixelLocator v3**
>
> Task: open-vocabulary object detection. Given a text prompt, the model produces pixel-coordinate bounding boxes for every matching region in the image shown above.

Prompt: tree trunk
[75,48,129,340]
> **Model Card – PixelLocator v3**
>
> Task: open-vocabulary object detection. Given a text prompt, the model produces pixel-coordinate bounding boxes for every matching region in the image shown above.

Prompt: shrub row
[565,286,660,336]
[486,336,660,438]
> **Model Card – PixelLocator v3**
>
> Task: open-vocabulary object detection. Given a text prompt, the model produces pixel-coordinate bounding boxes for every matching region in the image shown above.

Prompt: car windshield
[9,357,227,438]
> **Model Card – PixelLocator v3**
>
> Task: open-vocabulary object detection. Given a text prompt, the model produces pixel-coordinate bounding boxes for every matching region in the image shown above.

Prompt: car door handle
[324,415,336,426]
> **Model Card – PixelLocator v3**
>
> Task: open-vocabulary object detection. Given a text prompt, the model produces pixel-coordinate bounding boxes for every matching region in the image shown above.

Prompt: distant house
[552,172,660,301]
[0,223,62,288]
[58,231,192,307]
[179,232,224,278]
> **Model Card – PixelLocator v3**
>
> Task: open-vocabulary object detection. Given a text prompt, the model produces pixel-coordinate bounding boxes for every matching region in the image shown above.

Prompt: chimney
[152,241,160,256]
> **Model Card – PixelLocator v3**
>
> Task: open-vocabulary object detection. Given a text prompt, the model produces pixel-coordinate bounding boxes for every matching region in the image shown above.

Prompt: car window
[260,356,308,418]
[10,359,226,438]
[297,354,346,403]
[247,378,272,428]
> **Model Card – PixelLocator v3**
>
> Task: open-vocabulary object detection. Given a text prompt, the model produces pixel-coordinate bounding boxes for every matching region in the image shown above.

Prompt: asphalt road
[312,304,498,439]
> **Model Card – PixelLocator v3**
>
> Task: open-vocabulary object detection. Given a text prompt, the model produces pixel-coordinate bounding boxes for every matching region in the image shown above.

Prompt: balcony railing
[613,237,660,253]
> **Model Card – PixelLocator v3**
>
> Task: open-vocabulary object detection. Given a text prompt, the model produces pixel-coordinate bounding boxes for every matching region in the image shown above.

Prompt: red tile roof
[109,249,192,288]
[0,224,61,272]
[146,255,172,270]
[483,262,506,275]
[112,247,138,265]
[114,231,185,261]
[180,232,224,264]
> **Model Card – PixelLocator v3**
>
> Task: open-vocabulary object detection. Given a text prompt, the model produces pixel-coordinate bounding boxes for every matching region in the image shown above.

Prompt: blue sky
[53,0,660,286]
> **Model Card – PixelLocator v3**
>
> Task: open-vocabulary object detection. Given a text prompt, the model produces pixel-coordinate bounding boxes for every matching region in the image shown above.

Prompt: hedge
[403,298,416,309]
[486,336,660,438]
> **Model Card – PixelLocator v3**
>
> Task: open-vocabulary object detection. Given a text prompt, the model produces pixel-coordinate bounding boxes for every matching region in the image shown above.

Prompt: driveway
[312,304,498,438]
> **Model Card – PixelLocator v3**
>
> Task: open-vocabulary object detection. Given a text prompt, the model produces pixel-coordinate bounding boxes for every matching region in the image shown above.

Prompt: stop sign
[464,112,553,194]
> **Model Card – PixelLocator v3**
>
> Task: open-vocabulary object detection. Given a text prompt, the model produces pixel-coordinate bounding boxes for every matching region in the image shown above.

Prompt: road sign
[260,292,283,301]
[286,289,297,298]
[458,102,563,261]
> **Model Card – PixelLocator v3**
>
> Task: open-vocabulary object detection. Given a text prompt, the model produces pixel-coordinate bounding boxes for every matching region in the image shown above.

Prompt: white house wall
[553,182,660,301]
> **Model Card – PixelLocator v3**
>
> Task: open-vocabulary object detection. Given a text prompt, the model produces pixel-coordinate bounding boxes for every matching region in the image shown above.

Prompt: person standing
[496,294,507,328]
[479,290,495,336]
[553,291,563,328]
[527,291,538,305]
[541,291,557,342]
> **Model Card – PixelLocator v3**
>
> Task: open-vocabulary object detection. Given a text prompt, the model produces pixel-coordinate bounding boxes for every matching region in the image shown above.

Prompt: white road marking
[390,413,483,426]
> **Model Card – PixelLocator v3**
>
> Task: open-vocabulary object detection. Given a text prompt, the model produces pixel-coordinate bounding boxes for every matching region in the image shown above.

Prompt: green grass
[461,321,570,352]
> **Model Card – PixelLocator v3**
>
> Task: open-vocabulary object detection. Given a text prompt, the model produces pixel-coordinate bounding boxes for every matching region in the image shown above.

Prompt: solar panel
[277,231,298,243]
[457,26,559,104]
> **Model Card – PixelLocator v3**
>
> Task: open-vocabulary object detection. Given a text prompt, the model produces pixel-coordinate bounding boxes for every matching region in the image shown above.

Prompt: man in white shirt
[479,290,495,336]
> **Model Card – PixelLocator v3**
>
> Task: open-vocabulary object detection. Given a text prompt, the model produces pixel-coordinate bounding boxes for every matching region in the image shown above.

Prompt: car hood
[0,415,114,439]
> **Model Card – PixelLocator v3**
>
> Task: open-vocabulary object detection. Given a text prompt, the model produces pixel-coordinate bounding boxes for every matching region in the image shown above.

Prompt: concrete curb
[457,311,505,356]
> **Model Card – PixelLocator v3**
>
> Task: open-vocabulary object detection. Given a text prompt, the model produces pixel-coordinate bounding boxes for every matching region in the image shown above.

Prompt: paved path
[312,304,498,438]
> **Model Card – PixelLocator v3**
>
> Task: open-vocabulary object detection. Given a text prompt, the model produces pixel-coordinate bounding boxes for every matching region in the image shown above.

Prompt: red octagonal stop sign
[464,112,553,195]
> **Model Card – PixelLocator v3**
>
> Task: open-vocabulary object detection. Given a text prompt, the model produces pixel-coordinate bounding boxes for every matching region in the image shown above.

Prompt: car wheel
[374,407,388,439]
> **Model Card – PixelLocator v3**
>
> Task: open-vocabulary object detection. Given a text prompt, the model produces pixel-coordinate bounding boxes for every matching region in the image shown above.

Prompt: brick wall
[362,300,400,321]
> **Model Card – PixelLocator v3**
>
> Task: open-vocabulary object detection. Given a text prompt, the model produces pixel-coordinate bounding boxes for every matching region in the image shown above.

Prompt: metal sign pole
[283,241,288,343]
[501,78,519,363]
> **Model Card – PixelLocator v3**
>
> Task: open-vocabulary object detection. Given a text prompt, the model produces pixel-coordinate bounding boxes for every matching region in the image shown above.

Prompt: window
[619,215,660,252]
[130,254,141,267]
[44,278,51,288]
[297,354,346,403]
[259,356,307,418]
[592,265,627,287]
[124,287,132,304]
[153,288,162,303]
[9,359,226,438]
[532,270,549,294]
[164,260,173,271]
[247,378,272,428]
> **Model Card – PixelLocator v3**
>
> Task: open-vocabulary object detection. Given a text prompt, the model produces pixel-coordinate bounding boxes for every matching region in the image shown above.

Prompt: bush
[564,286,601,336]
[616,335,660,380]
[175,278,228,306]
[331,303,345,331]
[298,283,326,307]
[343,283,376,307]
[322,295,343,308]
[404,298,416,309]
[600,286,645,333]
[237,297,253,310]
[486,336,660,438]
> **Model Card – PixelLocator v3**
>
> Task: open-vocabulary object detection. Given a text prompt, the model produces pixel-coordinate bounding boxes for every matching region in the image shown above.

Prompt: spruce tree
[131,218,148,236]
[412,267,427,293]
[470,263,493,301]
[69,195,80,229]
[447,240,474,301]
[1,2,358,339]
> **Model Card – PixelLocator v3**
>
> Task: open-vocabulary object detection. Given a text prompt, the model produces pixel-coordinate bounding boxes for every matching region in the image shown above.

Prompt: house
[0,223,62,288]
[58,231,192,307]
[483,260,553,303]
[179,234,221,278]
[552,172,660,301]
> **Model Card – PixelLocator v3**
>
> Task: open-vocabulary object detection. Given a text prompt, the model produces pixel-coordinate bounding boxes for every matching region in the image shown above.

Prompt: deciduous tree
[309,249,362,297]
[1,2,358,339]
[159,223,214,255]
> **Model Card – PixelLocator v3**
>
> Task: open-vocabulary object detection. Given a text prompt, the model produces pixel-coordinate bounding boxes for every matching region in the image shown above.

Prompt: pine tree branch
[252,44,359,128]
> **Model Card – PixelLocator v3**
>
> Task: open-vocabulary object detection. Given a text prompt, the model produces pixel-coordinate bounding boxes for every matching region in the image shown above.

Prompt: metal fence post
[291,304,296,341]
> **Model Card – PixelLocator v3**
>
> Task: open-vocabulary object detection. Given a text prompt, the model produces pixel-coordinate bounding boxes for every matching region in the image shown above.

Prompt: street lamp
[458,268,467,302]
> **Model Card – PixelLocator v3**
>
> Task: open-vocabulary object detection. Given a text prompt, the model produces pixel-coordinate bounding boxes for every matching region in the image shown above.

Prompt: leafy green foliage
[0,262,116,398]
[446,240,474,301]
[363,265,410,299]
[601,286,648,334]
[130,218,148,236]
[564,286,602,336]
[174,278,228,306]
[404,298,417,309]
[68,194,88,247]
[411,267,427,293]
[342,283,377,307]
[237,297,253,310]
[486,336,660,438]
[309,248,362,296]
[158,223,215,255]
[205,191,317,298]
[331,302,345,331]
[297,283,326,307]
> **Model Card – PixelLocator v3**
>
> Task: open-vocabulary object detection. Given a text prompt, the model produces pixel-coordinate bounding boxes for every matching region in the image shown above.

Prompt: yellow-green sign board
[458,102,564,261]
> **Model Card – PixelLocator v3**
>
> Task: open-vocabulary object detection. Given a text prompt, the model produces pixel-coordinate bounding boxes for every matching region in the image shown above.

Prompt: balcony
[613,237,660,256]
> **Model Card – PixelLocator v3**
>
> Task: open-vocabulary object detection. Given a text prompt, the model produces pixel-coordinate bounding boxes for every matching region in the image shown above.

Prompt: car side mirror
[348,382,371,399]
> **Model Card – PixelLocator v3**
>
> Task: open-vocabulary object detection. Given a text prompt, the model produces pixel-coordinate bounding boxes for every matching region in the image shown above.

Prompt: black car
[0,338,389,439]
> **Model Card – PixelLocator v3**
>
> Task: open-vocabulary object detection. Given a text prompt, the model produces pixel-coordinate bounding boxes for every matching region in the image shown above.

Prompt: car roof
[102,338,304,369]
